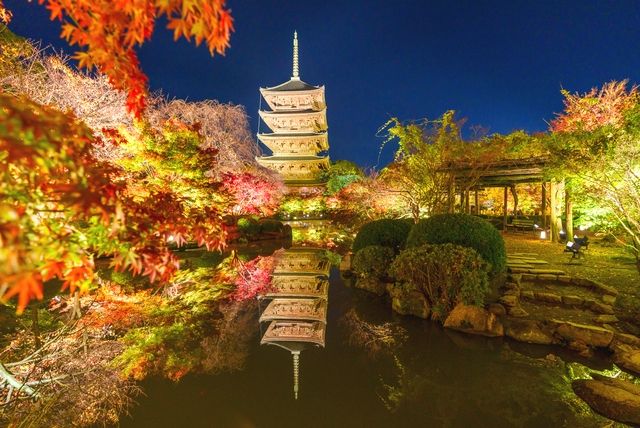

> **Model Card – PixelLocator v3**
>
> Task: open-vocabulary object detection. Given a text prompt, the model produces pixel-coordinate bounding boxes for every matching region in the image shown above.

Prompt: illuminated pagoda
[257,32,330,187]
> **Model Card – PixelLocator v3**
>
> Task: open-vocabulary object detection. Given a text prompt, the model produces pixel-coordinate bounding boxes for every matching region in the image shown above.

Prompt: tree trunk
[474,190,479,215]
[464,189,470,214]
[550,180,563,242]
[541,182,547,229]
[509,184,519,218]
[565,183,574,241]
[503,186,508,231]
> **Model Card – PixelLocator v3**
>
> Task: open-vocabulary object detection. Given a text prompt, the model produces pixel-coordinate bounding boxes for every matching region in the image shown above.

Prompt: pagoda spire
[292,31,299,80]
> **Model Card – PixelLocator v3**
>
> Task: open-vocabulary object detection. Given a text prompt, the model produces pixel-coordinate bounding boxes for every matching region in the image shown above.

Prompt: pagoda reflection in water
[257,248,330,399]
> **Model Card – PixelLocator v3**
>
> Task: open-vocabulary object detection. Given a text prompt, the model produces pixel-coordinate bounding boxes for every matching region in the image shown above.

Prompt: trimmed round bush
[352,245,395,280]
[352,219,414,253]
[390,243,489,321]
[237,216,261,237]
[406,213,506,273]
[259,219,284,234]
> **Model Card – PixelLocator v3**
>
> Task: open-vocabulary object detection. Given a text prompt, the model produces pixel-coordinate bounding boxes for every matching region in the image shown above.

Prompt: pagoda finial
[292,31,299,80]
[292,351,300,399]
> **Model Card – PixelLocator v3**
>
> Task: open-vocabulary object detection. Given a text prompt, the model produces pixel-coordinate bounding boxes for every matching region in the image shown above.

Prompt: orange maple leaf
[3,272,44,314]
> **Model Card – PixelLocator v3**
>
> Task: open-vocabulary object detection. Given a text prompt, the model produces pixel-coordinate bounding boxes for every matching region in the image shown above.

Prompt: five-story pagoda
[257,32,330,188]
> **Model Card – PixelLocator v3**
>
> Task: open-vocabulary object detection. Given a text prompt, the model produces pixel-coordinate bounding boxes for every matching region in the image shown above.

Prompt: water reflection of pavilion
[258,248,330,399]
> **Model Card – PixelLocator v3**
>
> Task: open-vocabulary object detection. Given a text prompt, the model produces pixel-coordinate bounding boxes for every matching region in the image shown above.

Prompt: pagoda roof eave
[260,78,324,93]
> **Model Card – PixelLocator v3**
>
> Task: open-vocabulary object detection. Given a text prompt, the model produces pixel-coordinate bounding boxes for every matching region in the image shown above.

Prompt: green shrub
[352,245,395,279]
[406,213,506,273]
[259,219,284,234]
[352,219,414,253]
[390,243,489,321]
[237,216,261,237]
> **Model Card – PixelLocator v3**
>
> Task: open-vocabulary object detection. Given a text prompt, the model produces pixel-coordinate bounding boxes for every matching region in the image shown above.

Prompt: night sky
[5,0,640,167]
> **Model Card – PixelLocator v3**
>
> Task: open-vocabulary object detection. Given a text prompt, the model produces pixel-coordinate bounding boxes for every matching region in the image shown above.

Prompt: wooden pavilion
[447,156,574,242]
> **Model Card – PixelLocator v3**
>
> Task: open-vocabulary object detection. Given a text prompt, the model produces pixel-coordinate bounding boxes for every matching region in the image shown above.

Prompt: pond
[118,245,612,427]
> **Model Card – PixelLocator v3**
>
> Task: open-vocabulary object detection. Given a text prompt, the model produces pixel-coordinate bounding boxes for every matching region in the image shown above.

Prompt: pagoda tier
[260,84,325,112]
[257,156,330,185]
[256,32,330,187]
[259,109,327,134]
[257,133,328,157]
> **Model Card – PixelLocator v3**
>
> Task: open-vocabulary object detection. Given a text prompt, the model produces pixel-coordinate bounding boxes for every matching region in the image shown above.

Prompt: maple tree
[0,93,230,312]
[222,170,284,217]
[550,80,638,133]
[0,0,234,117]
[0,93,120,313]
[547,81,640,274]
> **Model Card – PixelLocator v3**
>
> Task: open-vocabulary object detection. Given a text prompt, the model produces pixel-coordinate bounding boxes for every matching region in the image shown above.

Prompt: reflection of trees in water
[342,308,407,357]
[343,307,606,426]
[200,301,257,374]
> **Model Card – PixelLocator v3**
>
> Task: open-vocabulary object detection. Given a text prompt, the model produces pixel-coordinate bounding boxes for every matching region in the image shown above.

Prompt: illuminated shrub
[259,219,284,234]
[352,245,395,280]
[237,216,261,238]
[406,214,506,274]
[390,244,489,321]
[352,219,413,253]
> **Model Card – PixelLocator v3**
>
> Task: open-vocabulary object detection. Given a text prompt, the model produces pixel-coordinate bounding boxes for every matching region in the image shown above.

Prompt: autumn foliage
[0,0,234,117]
[551,80,639,132]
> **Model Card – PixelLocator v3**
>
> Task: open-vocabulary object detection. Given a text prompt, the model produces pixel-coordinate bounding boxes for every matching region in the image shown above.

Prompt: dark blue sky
[6,0,640,167]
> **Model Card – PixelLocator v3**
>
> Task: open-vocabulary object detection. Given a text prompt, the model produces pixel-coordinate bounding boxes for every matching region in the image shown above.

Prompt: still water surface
[120,255,609,427]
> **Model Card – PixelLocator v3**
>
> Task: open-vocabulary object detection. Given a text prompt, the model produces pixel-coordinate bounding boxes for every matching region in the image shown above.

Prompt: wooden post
[464,189,470,214]
[565,182,573,241]
[503,186,508,231]
[459,189,465,214]
[541,182,547,229]
[474,190,479,215]
[448,178,454,214]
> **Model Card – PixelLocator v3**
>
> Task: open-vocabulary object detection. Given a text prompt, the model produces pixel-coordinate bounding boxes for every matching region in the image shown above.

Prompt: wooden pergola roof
[447,157,549,187]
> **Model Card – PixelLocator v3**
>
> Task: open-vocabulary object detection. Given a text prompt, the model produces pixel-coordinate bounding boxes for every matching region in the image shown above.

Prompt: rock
[503,281,519,291]
[572,375,640,426]
[339,253,352,271]
[613,345,640,376]
[572,277,594,288]
[388,284,430,319]
[594,314,619,324]
[503,288,520,297]
[568,340,593,357]
[444,303,504,337]
[588,301,615,315]
[562,295,584,306]
[509,273,522,285]
[530,268,565,275]
[537,273,558,281]
[499,294,518,307]
[534,291,563,304]
[507,306,529,318]
[504,319,556,345]
[520,290,535,300]
[487,303,506,316]
[520,273,536,281]
[613,332,640,348]
[602,294,617,305]
[557,275,573,284]
[354,277,387,296]
[508,267,529,274]
[591,281,619,296]
[555,322,614,348]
